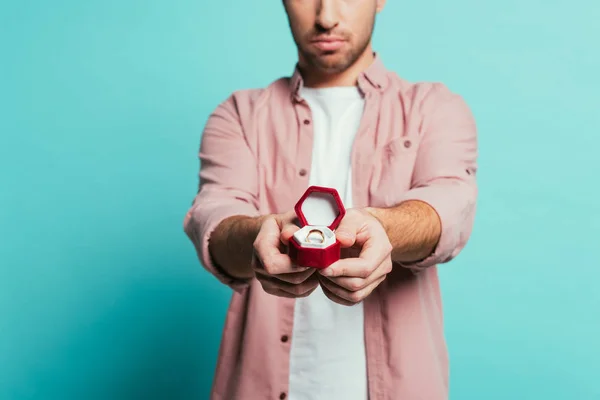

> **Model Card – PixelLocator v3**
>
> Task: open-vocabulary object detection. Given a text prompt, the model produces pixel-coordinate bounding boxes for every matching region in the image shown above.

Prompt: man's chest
[246,98,423,212]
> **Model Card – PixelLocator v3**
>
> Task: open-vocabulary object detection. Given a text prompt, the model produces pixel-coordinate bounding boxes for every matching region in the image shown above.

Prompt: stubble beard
[297,17,375,75]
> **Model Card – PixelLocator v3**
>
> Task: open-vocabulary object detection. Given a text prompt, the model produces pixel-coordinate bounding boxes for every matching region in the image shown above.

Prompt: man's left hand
[318,208,393,306]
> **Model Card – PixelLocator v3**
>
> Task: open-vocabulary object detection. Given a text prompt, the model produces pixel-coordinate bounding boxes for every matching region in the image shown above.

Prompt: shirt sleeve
[396,84,478,272]
[183,94,259,292]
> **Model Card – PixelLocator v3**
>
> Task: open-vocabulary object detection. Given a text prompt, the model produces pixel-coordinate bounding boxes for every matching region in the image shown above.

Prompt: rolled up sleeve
[183,94,259,291]
[397,84,478,271]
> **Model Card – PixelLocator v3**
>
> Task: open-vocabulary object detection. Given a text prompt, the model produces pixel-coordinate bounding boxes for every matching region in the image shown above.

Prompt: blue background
[1,0,599,399]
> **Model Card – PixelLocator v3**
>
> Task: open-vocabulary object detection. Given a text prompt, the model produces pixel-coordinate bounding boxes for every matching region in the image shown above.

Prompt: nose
[315,0,339,31]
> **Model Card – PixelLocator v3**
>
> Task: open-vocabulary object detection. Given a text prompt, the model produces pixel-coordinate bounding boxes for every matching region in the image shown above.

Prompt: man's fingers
[254,253,311,275]
[259,274,319,298]
[319,280,356,306]
[322,260,392,291]
[319,273,386,305]
[276,268,316,284]
[254,213,318,297]
[254,216,305,275]
[261,286,304,299]
[319,257,373,278]
[334,210,363,248]
[254,251,291,272]
[321,235,391,278]
[280,223,300,245]
[254,217,284,258]
[255,266,315,284]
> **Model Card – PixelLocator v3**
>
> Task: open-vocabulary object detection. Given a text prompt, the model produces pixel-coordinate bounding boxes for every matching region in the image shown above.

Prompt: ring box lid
[294,186,346,230]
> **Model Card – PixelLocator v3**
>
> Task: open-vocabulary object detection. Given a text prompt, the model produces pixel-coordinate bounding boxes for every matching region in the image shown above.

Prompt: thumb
[278,210,300,245]
[275,210,298,230]
[334,213,359,248]
[280,210,297,224]
[280,223,300,245]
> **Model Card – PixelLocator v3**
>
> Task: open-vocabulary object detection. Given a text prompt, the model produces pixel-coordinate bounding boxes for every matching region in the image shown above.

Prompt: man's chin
[311,56,354,75]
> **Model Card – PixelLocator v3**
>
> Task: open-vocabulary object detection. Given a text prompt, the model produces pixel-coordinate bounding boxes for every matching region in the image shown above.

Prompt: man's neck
[299,46,375,88]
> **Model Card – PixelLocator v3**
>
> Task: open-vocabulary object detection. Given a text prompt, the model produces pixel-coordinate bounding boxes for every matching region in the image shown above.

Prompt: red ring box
[288,185,346,269]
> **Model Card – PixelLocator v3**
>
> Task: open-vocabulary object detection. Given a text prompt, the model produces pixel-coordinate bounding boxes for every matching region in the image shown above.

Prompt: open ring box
[288,185,346,269]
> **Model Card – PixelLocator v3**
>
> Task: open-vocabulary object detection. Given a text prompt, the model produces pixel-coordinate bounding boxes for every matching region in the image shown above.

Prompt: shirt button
[303,119,310,125]
[281,335,289,343]
[279,393,287,400]
[298,169,307,177]
[403,140,412,149]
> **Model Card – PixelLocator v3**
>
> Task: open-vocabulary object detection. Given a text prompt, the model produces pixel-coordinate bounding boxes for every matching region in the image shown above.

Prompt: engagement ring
[305,229,325,244]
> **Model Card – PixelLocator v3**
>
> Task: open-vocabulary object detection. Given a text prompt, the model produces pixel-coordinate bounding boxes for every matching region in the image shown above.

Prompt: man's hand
[318,209,393,306]
[253,211,319,298]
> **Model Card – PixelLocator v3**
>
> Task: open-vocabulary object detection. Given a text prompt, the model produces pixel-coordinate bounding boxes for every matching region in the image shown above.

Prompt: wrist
[370,201,441,263]
[229,215,267,243]
[210,215,266,281]
[364,206,390,233]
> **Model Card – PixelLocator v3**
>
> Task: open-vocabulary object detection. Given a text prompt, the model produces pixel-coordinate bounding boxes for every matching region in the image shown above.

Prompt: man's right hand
[252,211,319,298]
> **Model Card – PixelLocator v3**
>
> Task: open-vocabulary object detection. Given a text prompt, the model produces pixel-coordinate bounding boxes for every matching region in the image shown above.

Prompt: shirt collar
[289,53,389,102]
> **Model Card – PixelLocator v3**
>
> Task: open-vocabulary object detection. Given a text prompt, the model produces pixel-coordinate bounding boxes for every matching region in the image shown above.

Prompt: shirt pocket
[369,133,421,207]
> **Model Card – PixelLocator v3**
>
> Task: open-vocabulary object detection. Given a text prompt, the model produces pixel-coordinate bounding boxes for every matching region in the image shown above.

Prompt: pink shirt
[184,56,478,400]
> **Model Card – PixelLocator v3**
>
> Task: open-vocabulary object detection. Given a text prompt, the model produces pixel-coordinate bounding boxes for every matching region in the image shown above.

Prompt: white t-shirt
[288,86,367,400]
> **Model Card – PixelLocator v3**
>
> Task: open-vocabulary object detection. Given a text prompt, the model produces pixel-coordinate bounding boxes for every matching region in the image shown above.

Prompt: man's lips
[311,37,345,52]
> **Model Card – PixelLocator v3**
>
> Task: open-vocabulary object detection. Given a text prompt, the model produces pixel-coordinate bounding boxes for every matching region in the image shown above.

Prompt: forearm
[366,200,441,263]
[208,215,267,280]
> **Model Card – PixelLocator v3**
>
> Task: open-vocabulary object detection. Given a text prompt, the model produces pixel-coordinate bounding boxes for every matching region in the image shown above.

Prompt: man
[184,0,478,399]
